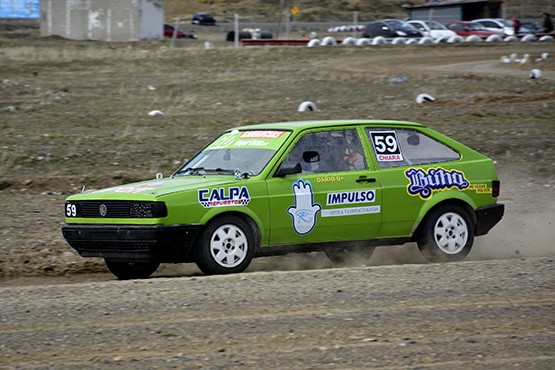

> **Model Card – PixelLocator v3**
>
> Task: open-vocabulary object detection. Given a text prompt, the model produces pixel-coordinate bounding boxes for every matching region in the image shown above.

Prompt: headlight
[397,31,407,36]
[130,202,168,218]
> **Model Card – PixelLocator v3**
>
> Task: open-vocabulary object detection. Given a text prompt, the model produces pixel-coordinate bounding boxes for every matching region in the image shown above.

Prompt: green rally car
[62,120,504,279]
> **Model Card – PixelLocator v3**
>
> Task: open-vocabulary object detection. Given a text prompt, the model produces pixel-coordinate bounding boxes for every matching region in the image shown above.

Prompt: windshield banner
[207,130,290,150]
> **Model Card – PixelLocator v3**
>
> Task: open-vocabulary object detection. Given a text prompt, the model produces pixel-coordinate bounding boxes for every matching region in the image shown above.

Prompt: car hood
[72,176,241,201]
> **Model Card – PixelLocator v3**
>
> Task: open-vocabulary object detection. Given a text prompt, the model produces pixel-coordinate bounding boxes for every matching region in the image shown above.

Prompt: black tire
[417,204,475,263]
[324,246,375,264]
[195,215,258,275]
[104,259,160,280]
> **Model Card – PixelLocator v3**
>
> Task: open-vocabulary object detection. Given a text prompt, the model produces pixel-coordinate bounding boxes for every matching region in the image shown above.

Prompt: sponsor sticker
[326,190,376,205]
[240,130,287,139]
[321,206,381,217]
[287,179,321,236]
[198,186,251,208]
[468,183,492,194]
[316,175,345,183]
[405,167,469,199]
[96,182,163,194]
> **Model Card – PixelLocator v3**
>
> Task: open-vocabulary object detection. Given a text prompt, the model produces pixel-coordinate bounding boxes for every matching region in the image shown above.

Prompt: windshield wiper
[174,167,205,176]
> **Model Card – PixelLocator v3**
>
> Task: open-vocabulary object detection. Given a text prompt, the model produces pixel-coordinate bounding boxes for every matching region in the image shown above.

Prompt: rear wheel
[104,259,160,280]
[195,215,258,275]
[417,204,475,262]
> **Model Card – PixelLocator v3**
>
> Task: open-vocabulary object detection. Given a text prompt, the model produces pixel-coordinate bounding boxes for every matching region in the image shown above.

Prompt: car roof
[234,120,426,132]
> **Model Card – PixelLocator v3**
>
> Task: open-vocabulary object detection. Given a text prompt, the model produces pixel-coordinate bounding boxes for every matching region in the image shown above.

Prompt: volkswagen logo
[99,204,108,217]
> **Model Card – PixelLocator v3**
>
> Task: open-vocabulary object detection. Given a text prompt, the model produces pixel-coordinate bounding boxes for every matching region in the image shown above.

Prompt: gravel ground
[1,257,554,369]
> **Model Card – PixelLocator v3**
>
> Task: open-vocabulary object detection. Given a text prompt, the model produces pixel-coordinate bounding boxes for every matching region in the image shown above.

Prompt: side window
[285,129,367,173]
[367,128,460,169]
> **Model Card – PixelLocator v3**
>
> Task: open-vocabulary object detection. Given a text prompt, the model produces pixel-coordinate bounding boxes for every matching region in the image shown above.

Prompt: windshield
[174,129,291,177]
[428,21,447,30]
[384,20,415,31]
[469,23,487,31]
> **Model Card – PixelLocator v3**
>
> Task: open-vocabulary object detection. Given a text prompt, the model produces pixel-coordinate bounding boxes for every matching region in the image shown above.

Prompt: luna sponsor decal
[405,167,469,199]
[198,186,250,208]
[326,190,376,205]
[287,179,321,236]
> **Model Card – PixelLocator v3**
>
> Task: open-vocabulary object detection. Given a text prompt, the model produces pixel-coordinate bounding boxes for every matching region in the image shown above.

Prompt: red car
[445,21,497,38]
[164,24,198,39]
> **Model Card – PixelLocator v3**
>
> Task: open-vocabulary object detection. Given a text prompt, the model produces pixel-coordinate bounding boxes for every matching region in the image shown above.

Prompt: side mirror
[303,151,320,163]
[274,162,302,177]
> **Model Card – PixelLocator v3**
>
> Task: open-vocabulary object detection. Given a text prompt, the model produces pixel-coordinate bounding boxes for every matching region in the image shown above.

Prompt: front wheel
[195,216,258,275]
[104,259,160,280]
[417,204,475,263]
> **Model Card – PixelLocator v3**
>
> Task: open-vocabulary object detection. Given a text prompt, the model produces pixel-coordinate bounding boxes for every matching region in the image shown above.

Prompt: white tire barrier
[418,37,434,45]
[371,36,387,45]
[486,34,503,42]
[504,36,518,42]
[539,35,554,41]
[355,38,371,46]
[530,69,541,79]
[148,110,164,117]
[341,37,357,46]
[433,36,447,44]
[416,93,435,104]
[521,34,537,42]
[391,38,406,45]
[541,52,549,60]
[500,56,511,63]
[307,39,321,47]
[321,36,337,46]
[405,38,418,45]
[447,35,463,43]
[298,101,317,112]
[465,35,483,42]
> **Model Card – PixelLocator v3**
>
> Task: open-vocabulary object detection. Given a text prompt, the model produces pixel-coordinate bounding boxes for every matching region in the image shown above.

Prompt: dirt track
[1,257,554,369]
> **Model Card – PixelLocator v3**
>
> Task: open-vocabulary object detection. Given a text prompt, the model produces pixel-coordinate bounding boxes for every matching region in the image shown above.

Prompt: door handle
[356,177,376,183]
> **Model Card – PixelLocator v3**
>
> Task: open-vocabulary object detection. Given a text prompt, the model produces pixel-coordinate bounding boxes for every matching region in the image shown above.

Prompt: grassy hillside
[164,0,554,22]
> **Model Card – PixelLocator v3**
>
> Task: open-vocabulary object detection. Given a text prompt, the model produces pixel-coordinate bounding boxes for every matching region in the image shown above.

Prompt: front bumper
[475,203,505,236]
[62,224,204,262]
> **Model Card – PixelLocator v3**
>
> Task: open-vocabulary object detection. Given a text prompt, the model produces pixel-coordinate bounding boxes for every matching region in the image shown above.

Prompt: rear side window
[366,128,460,169]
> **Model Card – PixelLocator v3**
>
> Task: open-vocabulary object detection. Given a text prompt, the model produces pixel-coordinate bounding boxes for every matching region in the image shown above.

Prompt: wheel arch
[411,196,477,241]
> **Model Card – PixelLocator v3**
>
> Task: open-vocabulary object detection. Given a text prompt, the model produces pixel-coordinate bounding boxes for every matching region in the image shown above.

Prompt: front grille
[68,201,167,218]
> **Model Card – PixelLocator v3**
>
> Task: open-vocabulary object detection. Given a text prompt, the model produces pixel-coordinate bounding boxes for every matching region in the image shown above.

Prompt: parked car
[62,120,504,279]
[472,18,531,36]
[192,12,215,26]
[520,21,541,34]
[163,24,197,39]
[363,19,423,38]
[406,20,457,39]
[445,21,497,38]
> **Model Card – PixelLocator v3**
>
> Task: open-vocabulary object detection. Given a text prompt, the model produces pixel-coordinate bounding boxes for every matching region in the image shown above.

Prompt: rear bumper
[475,204,504,236]
[62,224,204,262]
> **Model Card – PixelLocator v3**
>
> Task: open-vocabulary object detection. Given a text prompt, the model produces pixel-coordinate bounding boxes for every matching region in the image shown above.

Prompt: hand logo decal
[287,179,321,235]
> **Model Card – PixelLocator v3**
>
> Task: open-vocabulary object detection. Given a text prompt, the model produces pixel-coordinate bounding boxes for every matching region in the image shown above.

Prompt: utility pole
[276,0,286,39]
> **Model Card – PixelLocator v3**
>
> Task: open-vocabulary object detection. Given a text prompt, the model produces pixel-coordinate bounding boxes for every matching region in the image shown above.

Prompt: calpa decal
[198,187,250,208]
[405,167,469,199]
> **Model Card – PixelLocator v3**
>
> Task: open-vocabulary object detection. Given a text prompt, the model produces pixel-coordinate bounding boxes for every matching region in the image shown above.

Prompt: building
[40,0,164,42]
[405,0,504,24]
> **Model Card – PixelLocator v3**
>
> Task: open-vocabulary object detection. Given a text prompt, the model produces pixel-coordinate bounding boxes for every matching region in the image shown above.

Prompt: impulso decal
[405,167,469,199]
[326,190,376,205]
[198,186,250,208]
[369,131,404,162]
[316,175,345,183]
